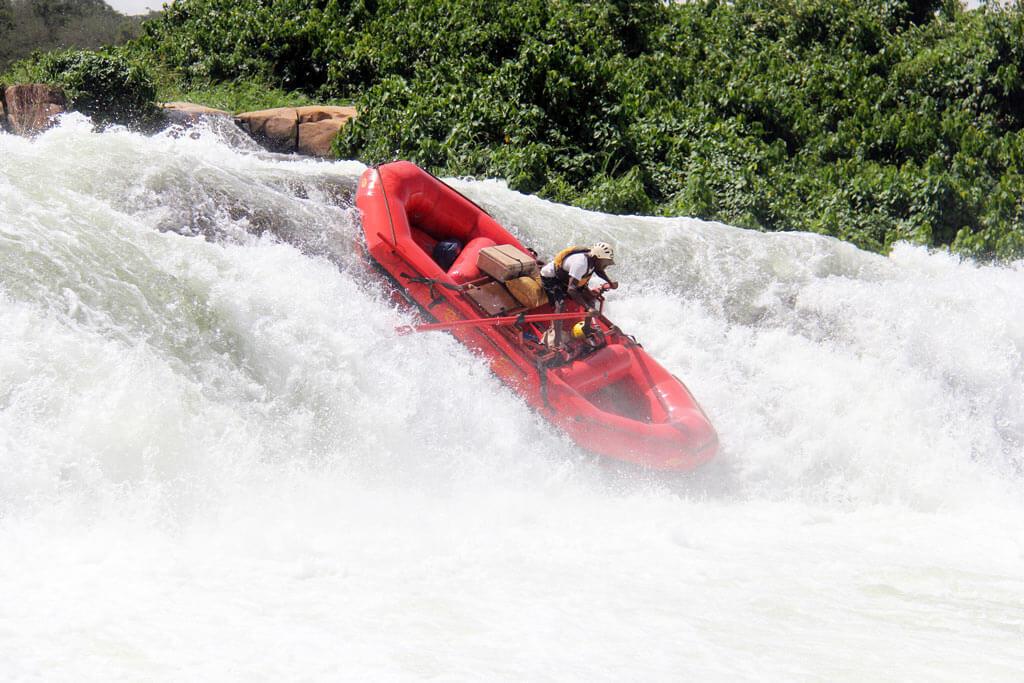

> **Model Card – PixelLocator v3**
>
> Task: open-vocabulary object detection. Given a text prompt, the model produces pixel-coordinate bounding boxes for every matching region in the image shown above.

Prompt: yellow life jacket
[553,246,594,287]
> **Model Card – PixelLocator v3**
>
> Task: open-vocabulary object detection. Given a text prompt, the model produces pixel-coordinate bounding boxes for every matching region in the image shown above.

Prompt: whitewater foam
[1,119,1022,680]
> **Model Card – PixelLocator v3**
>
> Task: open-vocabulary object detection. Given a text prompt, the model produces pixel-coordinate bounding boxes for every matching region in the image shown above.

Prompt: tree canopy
[0,0,146,70]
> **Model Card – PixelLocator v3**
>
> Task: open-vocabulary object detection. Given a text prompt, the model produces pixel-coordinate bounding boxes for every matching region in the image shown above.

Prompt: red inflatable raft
[356,161,718,471]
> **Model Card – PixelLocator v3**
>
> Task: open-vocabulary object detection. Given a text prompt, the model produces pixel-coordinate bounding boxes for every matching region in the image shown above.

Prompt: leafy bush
[138,0,335,91]
[16,48,161,129]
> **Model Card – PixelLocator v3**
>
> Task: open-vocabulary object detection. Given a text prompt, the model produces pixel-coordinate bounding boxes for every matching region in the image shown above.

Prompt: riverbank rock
[3,84,67,135]
[161,101,231,125]
[235,107,298,153]
[235,105,356,157]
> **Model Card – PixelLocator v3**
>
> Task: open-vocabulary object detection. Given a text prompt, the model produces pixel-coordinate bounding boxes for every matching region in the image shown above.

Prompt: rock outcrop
[2,84,67,135]
[234,106,299,153]
[161,101,231,125]
[1,87,356,161]
[234,105,356,157]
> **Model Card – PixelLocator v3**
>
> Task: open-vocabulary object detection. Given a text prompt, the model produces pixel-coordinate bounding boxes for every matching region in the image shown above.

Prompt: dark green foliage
[327,0,657,213]
[55,0,1024,257]
[17,49,161,129]
[138,0,336,90]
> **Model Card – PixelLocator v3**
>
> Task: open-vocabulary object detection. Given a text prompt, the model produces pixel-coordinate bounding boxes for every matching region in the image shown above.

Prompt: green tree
[0,0,143,71]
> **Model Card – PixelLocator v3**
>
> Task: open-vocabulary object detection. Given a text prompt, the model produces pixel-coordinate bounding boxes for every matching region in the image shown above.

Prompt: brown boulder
[4,84,67,135]
[295,105,357,124]
[234,107,299,153]
[298,118,349,157]
[235,105,356,156]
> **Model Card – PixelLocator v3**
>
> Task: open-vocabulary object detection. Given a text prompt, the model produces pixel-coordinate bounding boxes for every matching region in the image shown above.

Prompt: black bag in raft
[432,239,463,270]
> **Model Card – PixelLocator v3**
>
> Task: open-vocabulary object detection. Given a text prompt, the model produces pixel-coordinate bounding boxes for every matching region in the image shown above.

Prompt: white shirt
[540,252,590,282]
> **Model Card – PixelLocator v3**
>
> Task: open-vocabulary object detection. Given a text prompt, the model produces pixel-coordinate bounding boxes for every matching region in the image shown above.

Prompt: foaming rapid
[1,118,1022,681]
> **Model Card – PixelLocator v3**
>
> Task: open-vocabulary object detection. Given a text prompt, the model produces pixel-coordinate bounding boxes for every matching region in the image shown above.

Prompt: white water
[1,117,1023,681]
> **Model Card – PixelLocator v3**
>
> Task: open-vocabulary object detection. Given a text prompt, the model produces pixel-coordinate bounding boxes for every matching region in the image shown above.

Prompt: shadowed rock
[3,84,67,135]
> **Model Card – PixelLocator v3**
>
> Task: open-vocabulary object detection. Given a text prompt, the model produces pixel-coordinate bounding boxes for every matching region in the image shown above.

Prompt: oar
[396,311,592,335]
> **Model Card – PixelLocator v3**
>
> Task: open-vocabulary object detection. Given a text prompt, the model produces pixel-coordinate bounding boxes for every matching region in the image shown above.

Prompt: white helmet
[590,242,615,263]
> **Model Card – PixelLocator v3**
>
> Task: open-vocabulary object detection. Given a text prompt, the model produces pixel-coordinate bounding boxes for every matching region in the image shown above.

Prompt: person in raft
[540,242,618,347]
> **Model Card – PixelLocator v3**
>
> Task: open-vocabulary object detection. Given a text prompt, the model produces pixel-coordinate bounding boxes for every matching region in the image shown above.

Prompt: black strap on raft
[535,358,551,410]
[376,166,399,248]
[400,273,465,308]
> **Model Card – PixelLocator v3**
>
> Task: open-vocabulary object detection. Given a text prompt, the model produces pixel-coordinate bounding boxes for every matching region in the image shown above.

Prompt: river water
[2,117,1023,680]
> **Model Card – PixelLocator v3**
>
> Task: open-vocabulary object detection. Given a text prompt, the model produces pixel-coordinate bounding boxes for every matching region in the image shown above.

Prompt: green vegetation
[152,77,319,113]
[8,0,1024,257]
[7,48,161,129]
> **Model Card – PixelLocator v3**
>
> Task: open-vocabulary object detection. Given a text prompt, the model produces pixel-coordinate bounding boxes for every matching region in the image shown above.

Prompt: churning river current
[2,116,1023,680]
